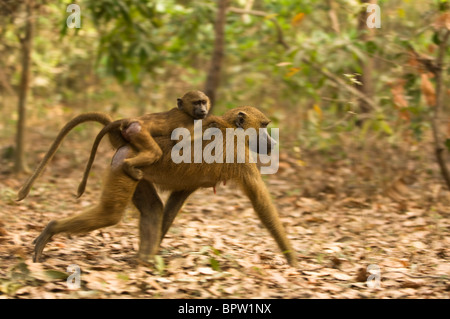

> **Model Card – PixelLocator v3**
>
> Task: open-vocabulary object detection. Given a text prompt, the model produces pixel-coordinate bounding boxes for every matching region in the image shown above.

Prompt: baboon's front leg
[240,174,298,267]
[132,179,164,263]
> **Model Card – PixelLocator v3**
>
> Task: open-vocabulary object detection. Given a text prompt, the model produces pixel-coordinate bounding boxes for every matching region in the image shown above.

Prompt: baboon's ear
[235,111,246,128]
[177,98,183,109]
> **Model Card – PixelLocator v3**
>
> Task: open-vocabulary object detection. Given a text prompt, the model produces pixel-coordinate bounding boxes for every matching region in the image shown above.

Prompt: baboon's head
[177,90,211,119]
[223,106,276,154]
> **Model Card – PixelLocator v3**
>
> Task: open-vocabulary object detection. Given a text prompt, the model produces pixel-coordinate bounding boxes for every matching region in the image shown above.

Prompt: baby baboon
[31,106,298,267]
[76,90,210,196]
[121,90,211,180]
[87,91,210,182]
[17,91,210,201]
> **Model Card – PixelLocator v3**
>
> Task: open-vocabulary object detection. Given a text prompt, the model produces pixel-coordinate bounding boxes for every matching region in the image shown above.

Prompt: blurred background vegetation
[0,0,449,196]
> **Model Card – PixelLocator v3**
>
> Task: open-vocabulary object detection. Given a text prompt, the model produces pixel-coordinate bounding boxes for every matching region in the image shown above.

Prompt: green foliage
[445,139,450,153]
[65,0,218,86]
[84,0,162,84]
[209,257,221,271]
[0,0,446,151]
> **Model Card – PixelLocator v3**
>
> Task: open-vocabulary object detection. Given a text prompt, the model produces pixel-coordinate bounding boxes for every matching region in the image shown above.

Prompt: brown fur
[17,91,210,201]
[77,91,210,196]
[32,152,139,262]
[32,107,297,267]
[17,112,113,201]
[121,90,211,180]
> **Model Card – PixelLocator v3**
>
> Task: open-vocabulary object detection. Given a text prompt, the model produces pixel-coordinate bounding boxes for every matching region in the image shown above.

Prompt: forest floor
[0,119,449,299]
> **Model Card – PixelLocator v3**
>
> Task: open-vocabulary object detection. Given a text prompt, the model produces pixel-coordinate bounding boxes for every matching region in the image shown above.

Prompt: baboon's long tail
[77,120,123,198]
[17,112,113,201]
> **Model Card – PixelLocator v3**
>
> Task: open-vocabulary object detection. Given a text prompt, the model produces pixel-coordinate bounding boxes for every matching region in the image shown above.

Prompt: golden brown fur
[17,112,113,201]
[119,90,211,180]
[32,106,297,267]
[77,91,210,196]
[32,156,140,262]
[17,91,210,201]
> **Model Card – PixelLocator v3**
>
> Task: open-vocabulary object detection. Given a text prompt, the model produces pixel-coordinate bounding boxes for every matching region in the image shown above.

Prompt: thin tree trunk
[14,0,35,173]
[204,0,228,110]
[431,29,450,189]
[355,0,375,115]
[328,0,340,34]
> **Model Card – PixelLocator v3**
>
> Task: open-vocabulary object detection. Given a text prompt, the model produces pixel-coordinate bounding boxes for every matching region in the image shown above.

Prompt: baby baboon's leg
[33,147,139,262]
[123,122,163,180]
[132,179,164,263]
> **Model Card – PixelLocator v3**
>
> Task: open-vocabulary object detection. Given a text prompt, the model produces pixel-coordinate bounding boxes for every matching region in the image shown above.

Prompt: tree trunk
[355,0,375,115]
[204,0,228,110]
[431,29,450,189]
[14,0,35,173]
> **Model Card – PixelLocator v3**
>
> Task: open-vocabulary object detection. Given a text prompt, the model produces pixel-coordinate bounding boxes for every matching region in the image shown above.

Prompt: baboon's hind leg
[33,160,138,262]
[132,179,164,263]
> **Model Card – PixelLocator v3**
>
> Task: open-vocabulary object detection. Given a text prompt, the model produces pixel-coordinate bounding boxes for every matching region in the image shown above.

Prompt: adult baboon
[31,106,298,267]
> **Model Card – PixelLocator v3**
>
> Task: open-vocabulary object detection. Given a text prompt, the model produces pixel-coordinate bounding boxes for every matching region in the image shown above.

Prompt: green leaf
[117,0,132,25]
[379,120,393,135]
[43,270,69,280]
[154,255,165,275]
[0,279,22,295]
[366,40,378,54]
[117,273,129,281]
[445,139,450,152]
[209,257,221,271]
[60,19,68,37]
[151,17,163,28]
[432,32,441,45]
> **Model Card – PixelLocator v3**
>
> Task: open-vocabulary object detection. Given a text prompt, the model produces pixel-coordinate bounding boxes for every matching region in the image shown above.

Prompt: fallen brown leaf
[355,267,368,283]
[400,280,421,289]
